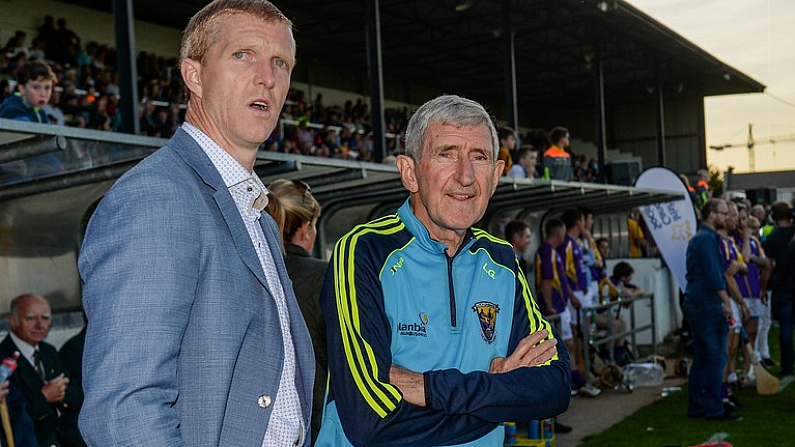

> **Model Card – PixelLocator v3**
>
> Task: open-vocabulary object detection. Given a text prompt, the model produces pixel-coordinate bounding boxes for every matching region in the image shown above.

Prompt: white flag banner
[634,167,698,293]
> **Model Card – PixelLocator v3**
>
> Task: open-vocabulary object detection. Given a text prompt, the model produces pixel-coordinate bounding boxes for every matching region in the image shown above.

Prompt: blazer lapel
[169,128,271,292]
[213,189,270,290]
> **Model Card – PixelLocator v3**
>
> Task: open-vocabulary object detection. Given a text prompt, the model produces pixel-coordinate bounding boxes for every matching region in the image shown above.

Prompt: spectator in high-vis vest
[542,127,573,180]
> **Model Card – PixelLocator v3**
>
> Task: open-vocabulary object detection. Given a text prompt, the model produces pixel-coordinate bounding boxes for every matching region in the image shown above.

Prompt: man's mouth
[251,101,268,111]
[449,193,474,200]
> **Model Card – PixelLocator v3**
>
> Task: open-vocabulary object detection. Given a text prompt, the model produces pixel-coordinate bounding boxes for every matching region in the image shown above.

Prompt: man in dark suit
[0,294,81,447]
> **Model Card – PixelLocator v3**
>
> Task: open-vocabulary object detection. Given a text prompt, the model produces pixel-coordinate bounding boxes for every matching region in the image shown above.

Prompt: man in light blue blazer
[78,1,315,446]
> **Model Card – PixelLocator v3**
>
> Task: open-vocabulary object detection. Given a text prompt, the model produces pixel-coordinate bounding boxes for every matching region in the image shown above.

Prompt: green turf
[579,327,792,447]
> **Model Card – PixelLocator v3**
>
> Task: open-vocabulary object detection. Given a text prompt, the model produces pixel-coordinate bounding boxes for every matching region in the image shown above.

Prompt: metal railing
[578,294,656,381]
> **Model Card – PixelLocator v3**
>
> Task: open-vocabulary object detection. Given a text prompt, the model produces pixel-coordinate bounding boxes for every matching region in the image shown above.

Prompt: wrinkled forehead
[19,298,51,315]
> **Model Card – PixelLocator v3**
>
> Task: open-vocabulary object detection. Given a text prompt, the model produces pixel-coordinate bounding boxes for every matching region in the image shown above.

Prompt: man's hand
[761,289,768,304]
[722,300,733,320]
[41,373,69,403]
[741,301,750,322]
[725,261,741,277]
[570,294,581,310]
[0,380,9,401]
[390,365,426,407]
[489,330,558,374]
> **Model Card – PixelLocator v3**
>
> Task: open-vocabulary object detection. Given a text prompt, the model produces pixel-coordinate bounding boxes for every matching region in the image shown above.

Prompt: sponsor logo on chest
[397,312,429,337]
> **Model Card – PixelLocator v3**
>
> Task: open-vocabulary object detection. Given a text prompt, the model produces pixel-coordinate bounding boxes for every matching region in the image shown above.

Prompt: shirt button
[258,395,272,408]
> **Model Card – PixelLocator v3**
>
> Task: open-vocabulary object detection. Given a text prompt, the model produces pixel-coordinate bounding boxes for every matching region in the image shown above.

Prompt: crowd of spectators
[1,15,601,174]
[1,16,184,135]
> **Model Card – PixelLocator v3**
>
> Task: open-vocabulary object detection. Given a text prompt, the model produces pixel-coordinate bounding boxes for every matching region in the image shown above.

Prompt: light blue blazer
[78,128,315,447]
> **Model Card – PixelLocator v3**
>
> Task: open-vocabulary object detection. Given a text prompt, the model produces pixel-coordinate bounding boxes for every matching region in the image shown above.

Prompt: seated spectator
[497,126,516,175]
[0,295,82,447]
[138,99,159,136]
[0,60,56,123]
[507,146,538,179]
[4,31,29,58]
[609,261,644,360]
[0,60,64,176]
[296,119,314,146]
[594,239,630,364]
[610,261,644,299]
[42,88,65,126]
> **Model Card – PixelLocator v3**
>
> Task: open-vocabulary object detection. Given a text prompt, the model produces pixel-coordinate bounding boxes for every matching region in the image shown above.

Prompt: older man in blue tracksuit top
[316,95,571,447]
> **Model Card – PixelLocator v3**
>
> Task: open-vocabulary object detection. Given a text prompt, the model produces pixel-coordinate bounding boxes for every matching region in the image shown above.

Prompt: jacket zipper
[447,254,456,327]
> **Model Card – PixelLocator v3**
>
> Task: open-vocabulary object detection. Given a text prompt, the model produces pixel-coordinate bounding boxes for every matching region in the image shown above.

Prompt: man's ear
[492,159,505,189]
[396,155,419,193]
[181,58,203,99]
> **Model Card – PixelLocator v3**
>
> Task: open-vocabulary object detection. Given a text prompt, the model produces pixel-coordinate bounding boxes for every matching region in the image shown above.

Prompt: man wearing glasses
[684,199,740,421]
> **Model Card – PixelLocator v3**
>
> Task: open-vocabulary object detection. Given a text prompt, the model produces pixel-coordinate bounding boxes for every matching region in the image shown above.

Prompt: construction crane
[708,123,795,172]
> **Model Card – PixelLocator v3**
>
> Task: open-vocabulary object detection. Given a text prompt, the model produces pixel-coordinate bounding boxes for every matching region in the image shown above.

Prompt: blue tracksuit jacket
[316,199,570,447]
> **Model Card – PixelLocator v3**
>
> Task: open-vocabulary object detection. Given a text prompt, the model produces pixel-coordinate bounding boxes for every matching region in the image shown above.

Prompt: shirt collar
[181,122,268,192]
[182,123,269,211]
[9,331,37,361]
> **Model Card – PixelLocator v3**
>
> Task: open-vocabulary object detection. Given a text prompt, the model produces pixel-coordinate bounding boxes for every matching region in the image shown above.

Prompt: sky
[626,0,795,174]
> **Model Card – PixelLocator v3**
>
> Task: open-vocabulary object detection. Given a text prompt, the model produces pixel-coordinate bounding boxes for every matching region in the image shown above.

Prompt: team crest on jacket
[472,301,499,344]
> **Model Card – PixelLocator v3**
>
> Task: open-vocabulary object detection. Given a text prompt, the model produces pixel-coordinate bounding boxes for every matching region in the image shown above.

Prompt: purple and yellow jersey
[732,233,765,297]
[721,234,750,298]
[558,234,588,292]
[535,241,569,315]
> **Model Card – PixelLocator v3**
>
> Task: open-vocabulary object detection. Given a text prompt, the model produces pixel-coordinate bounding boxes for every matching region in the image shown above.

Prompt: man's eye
[274,59,286,68]
[439,152,456,160]
[234,52,246,59]
[473,154,490,163]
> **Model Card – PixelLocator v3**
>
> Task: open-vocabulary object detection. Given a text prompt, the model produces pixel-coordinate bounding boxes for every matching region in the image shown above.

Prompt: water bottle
[542,419,553,439]
[600,284,609,305]
[503,422,517,445]
[528,420,540,439]
[0,352,19,382]
[625,367,636,390]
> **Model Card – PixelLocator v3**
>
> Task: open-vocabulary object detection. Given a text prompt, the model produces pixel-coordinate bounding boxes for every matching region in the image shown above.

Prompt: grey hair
[404,95,499,163]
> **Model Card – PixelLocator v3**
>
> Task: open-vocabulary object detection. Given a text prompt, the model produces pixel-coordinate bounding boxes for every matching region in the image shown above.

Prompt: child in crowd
[0,59,57,123]
[0,59,63,177]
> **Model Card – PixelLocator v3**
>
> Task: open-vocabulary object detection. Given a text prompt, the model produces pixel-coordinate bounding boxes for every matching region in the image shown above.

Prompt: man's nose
[455,159,476,185]
[255,61,276,88]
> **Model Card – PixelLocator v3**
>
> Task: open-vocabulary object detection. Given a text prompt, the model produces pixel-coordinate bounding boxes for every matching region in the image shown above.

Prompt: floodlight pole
[656,67,667,167]
[595,37,607,184]
[503,2,518,129]
[113,0,140,135]
[366,0,386,163]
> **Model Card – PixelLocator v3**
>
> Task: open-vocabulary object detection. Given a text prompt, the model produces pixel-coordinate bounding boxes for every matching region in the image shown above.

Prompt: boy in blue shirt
[0,60,56,123]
